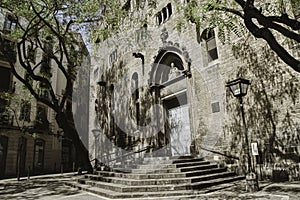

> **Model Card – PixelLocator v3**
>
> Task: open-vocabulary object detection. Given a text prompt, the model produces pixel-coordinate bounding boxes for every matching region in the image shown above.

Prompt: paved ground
[0,173,299,200]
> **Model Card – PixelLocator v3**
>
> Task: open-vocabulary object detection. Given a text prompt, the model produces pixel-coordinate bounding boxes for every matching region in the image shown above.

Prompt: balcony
[0,35,17,63]
[0,113,13,126]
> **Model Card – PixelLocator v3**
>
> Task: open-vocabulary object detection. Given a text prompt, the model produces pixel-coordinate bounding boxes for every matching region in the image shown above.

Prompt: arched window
[167,3,172,17]
[110,84,115,136]
[155,3,173,25]
[202,29,218,62]
[132,73,140,126]
[156,12,162,25]
[156,52,184,84]
[162,7,168,21]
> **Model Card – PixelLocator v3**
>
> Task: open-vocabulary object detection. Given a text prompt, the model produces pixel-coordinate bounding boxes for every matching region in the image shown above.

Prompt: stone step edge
[80,173,239,192]
[95,166,225,178]
[175,160,211,167]
[131,163,218,173]
[137,160,210,169]
[190,175,245,189]
[87,171,234,185]
[179,163,218,171]
[110,163,219,174]
[122,180,242,200]
[66,178,244,199]
[66,181,201,199]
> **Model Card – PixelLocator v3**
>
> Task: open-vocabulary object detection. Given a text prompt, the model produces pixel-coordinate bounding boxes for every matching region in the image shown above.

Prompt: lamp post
[226,78,258,192]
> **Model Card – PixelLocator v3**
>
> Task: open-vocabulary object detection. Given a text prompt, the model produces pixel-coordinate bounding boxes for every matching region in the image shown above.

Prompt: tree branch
[244,15,300,72]
[246,8,300,43]
[207,4,244,18]
[267,14,300,31]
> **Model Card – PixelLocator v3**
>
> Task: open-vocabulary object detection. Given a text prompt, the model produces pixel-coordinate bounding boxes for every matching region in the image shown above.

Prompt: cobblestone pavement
[0,173,299,200]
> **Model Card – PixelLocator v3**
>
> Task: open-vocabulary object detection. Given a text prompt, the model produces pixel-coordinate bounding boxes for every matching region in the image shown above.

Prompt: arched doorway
[150,49,191,156]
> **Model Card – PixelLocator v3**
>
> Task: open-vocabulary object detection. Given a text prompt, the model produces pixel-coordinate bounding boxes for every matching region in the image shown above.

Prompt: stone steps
[66,181,202,199]
[95,170,187,179]
[66,156,245,198]
[85,169,233,186]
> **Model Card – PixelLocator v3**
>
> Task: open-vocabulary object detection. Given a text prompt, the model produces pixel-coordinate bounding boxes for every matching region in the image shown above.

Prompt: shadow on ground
[0,179,80,199]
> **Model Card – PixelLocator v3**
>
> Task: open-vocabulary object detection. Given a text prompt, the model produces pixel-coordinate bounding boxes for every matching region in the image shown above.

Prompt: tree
[178,0,300,72]
[0,0,134,173]
[0,0,107,173]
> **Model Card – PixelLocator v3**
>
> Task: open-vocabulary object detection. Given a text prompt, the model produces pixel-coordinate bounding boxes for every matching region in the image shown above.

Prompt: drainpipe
[133,53,145,75]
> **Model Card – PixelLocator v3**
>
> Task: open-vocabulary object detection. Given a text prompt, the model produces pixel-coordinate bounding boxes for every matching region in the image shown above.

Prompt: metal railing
[91,145,154,171]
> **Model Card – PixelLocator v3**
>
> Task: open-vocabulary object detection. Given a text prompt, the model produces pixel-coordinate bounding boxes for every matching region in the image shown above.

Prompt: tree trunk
[55,112,93,173]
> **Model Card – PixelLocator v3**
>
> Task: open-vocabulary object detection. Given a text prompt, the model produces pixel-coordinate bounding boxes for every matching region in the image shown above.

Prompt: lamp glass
[241,82,249,96]
[229,83,241,96]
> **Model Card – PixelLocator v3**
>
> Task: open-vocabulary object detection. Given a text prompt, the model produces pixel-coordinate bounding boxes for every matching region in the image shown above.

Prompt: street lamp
[226,78,258,192]
[226,78,251,172]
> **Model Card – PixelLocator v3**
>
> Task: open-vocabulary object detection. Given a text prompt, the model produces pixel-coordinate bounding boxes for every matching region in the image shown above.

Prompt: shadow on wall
[96,59,170,162]
[225,39,300,179]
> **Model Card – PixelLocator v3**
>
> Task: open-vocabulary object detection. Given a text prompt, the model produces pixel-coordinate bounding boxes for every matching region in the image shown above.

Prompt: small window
[156,12,162,25]
[0,66,12,92]
[167,3,172,17]
[0,38,17,63]
[35,105,49,130]
[155,4,173,26]
[19,100,31,122]
[202,29,218,62]
[211,102,220,113]
[3,13,17,31]
[40,57,51,76]
[162,7,168,21]
[40,38,53,77]
[110,84,115,110]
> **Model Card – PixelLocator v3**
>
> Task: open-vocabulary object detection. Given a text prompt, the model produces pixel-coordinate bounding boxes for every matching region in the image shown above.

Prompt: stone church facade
[89,1,300,179]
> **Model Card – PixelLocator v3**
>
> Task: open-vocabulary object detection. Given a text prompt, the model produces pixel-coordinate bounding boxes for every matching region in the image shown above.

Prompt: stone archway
[150,48,192,156]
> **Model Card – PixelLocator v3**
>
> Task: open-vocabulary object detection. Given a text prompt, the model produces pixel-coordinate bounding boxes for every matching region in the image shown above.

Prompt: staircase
[66,156,244,199]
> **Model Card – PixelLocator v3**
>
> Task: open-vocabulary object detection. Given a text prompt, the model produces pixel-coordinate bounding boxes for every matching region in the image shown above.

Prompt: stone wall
[89,0,300,176]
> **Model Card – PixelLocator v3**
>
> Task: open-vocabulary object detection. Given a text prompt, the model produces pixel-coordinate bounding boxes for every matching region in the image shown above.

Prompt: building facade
[0,10,89,178]
[89,0,300,179]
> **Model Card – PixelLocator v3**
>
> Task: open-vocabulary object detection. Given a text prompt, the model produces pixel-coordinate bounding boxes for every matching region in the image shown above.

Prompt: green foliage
[175,0,246,44]
[0,89,33,129]
[174,0,299,71]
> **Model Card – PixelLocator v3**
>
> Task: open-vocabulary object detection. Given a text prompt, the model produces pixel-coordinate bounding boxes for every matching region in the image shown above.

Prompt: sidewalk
[0,173,299,200]
[191,180,300,200]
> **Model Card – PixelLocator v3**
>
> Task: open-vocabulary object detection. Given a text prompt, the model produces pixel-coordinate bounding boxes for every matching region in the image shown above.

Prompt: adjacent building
[0,10,89,178]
